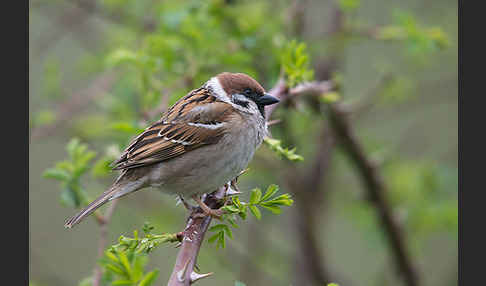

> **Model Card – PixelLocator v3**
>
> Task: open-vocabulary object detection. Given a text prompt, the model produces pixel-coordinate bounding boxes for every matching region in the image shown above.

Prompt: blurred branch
[30,71,117,141]
[93,200,118,286]
[327,102,419,286]
[266,76,419,286]
[288,122,336,285]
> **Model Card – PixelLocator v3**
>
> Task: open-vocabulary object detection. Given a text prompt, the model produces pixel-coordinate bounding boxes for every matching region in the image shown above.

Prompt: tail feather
[64,188,117,228]
[64,178,146,228]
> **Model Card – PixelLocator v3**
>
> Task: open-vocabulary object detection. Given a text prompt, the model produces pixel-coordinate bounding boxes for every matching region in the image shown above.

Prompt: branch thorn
[177,258,191,282]
[190,271,213,284]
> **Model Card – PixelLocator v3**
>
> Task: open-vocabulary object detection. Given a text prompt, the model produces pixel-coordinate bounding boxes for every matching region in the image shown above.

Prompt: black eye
[244,88,252,95]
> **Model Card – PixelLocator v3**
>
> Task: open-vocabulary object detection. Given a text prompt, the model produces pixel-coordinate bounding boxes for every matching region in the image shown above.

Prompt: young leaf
[138,269,159,286]
[249,205,262,220]
[261,205,282,214]
[261,184,279,201]
[250,188,262,204]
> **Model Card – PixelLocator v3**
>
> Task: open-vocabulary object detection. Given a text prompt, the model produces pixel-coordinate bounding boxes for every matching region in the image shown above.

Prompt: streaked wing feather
[112,88,233,170]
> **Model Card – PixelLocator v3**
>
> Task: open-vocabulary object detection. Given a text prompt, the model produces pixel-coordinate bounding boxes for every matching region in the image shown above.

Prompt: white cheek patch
[206,77,229,102]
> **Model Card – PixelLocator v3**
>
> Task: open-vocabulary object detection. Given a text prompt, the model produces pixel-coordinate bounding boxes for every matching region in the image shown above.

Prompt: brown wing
[112,88,234,170]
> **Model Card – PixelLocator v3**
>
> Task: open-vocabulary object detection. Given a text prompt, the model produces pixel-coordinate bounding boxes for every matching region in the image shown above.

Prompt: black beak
[258,93,279,106]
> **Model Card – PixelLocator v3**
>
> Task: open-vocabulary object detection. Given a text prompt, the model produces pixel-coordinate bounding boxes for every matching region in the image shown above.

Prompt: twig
[93,200,118,286]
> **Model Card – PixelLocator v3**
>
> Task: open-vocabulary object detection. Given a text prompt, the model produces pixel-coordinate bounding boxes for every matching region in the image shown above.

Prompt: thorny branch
[167,186,227,285]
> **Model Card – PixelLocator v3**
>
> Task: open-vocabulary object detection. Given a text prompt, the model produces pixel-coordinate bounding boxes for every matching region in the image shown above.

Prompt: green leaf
[261,184,279,201]
[106,264,126,276]
[43,168,70,181]
[105,251,120,263]
[112,280,133,285]
[217,231,225,248]
[60,189,78,208]
[250,188,262,204]
[208,232,220,244]
[118,252,132,278]
[138,269,159,286]
[261,205,282,214]
[209,224,228,233]
[249,205,262,220]
[221,205,240,213]
[263,137,304,162]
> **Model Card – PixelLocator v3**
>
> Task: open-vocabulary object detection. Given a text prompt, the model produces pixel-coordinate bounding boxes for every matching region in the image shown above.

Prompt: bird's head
[206,72,279,118]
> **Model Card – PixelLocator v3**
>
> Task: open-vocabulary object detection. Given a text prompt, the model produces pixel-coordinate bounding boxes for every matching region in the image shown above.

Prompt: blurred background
[29,0,457,285]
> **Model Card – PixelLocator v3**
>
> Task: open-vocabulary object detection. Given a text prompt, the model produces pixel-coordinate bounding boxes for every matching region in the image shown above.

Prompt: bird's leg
[191,194,224,220]
[179,195,197,211]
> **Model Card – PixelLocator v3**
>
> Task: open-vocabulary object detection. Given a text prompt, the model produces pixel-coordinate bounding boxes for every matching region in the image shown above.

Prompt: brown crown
[216,72,266,96]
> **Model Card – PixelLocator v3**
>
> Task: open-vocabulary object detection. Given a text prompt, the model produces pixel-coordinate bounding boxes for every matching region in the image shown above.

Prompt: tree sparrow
[65,72,279,228]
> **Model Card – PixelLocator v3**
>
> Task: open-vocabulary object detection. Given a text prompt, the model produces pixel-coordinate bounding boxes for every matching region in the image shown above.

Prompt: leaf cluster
[43,138,116,208]
[376,11,449,56]
[97,223,179,286]
[263,137,304,162]
[208,184,293,248]
[281,40,314,88]
[43,138,97,208]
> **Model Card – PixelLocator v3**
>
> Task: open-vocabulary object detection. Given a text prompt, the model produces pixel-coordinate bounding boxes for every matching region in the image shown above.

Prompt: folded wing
[112,88,234,170]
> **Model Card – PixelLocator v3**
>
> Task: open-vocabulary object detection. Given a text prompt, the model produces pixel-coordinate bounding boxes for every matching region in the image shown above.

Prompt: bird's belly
[147,126,260,197]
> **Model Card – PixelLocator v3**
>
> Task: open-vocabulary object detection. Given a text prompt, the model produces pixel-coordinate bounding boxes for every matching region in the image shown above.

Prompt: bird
[64,72,279,228]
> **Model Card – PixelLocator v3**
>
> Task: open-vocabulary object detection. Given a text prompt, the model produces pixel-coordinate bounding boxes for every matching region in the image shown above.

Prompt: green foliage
[99,249,159,286]
[43,138,97,208]
[327,283,340,286]
[208,184,294,248]
[281,40,314,88]
[264,137,304,162]
[110,222,181,254]
[98,223,180,286]
[337,0,360,13]
[376,11,449,56]
[384,161,458,236]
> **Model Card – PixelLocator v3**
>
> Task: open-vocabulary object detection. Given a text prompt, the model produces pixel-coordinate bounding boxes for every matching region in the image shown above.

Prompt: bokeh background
[29,0,458,285]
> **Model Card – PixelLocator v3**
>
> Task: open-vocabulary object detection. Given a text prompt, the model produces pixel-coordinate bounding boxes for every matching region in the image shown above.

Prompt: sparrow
[64,72,279,228]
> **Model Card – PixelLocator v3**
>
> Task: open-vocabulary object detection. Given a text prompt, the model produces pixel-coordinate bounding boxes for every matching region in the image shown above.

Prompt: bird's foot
[191,195,224,220]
